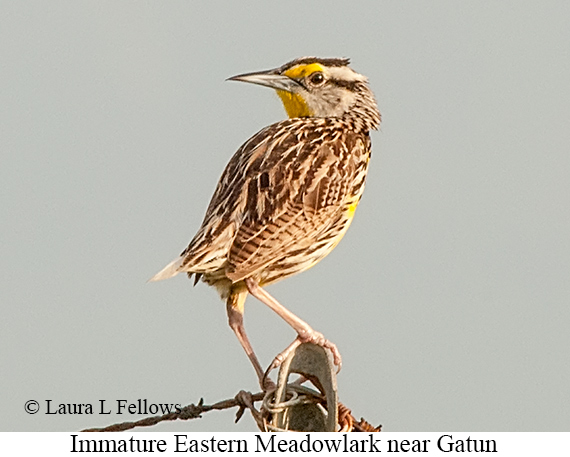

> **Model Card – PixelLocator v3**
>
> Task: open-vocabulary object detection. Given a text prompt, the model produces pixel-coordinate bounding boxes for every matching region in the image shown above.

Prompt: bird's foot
[264,331,342,382]
[300,329,342,369]
[261,375,276,393]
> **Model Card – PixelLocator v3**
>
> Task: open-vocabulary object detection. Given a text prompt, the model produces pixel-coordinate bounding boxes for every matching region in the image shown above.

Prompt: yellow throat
[276,90,312,118]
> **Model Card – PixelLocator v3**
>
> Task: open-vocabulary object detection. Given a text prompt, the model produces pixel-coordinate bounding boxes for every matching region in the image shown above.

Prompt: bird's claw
[265,333,342,381]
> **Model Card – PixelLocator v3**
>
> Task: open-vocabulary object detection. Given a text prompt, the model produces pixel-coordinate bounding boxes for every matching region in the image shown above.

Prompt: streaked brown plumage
[151,57,380,388]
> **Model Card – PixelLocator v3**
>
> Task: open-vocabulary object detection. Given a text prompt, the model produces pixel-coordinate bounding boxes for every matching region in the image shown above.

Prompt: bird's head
[228,57,380,132]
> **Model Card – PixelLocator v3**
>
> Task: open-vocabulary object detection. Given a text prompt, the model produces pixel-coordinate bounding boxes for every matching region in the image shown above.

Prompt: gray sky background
[2,1,569,432]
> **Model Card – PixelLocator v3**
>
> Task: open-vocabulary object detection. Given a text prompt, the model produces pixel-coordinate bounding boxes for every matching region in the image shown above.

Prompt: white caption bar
[0,432,568,456]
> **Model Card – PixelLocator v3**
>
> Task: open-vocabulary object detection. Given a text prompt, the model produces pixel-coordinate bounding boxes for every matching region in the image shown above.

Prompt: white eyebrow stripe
[326,66,366,82]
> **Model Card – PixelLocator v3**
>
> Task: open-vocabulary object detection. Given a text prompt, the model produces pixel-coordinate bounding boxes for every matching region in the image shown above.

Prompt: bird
[151,57,381,389]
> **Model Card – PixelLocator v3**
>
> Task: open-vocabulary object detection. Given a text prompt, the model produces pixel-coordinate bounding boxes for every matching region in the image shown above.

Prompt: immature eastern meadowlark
[151,57,380,388]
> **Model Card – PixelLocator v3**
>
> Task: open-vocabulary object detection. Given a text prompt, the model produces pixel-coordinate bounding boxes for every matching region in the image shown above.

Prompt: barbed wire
[81,389,380,433]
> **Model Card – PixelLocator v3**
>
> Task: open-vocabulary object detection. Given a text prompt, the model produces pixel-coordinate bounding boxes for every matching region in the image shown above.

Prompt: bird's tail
[148,256,185,282]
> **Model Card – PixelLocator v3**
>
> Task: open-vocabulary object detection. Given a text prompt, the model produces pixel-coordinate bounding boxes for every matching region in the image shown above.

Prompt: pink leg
[226,291,274,391]
[244,278,342,374]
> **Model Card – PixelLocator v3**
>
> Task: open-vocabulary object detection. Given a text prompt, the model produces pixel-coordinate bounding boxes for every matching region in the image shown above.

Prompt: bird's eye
[309,72,325,85]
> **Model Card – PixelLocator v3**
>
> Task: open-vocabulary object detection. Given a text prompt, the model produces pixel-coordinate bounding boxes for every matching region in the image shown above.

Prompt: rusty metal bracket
[261,343,338,432]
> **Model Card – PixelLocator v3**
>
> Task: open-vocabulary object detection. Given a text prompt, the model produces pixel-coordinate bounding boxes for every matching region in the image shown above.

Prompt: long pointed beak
[227,69,300,93]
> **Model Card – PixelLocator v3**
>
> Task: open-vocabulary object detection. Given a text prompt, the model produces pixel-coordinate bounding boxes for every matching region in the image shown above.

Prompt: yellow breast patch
[346,200,359,218]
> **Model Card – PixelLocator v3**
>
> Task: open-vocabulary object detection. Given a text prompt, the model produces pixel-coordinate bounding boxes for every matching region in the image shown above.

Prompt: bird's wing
[225,119,365,282]
[168,124,277,274]
[154,118,366,282]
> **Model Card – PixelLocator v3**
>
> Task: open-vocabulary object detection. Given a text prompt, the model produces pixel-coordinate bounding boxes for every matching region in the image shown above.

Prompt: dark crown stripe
[279,57,350,72]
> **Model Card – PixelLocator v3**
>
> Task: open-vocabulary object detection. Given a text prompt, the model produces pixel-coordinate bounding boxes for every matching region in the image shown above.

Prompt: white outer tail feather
[149,256,184,282]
